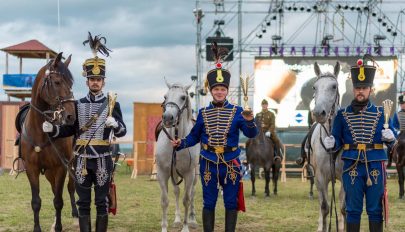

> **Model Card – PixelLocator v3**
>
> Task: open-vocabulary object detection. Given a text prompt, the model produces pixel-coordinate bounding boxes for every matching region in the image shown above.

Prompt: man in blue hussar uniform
[42,33,126,232]
[172,44,258,232]
[324,57,396,232]
[387,94,405,167]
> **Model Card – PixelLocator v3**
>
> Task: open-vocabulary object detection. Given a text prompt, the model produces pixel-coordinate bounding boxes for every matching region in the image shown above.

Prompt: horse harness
[311,74,341,232]
[161,98,192,186]
[13,65,75,176]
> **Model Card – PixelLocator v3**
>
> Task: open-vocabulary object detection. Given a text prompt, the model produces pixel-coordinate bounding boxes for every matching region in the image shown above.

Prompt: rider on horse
[324,56,396,232]
[171,43,258,232]
[388,94,405,167]
[252,99,283,161]
[42,32,127,232]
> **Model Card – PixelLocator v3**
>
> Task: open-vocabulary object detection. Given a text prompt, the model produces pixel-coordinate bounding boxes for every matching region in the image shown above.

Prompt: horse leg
[309,176,315,200]
[181,171,195,232]
[397,164,404,199]
[173,181,182,227]
[316,178,329,232]
[67,172,79,226]
[45,168,66,232]
[26,167,42,232]
[264,168,270,197]
[272,164,280,195]
[250,164,256,196]
[157,169,170,232]
[338,182,346,232]
[188,169,198,228]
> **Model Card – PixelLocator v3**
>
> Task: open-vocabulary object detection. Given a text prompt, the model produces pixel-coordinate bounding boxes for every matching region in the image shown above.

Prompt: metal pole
[5,53,8,74]
[194,3,203,114]
[238,0,242,106]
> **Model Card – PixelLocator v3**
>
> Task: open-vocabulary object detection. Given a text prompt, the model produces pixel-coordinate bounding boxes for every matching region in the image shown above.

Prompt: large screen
[254,56,398,129]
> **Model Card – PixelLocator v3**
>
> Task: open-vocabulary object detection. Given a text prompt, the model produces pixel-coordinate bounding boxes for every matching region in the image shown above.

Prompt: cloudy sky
[0,0,402,139]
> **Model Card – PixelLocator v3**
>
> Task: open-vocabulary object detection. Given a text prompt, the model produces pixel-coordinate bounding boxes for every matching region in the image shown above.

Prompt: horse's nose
[163,114,173,122]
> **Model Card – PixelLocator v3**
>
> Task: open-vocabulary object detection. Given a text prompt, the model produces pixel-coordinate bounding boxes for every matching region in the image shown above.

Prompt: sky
[0,0,403,140]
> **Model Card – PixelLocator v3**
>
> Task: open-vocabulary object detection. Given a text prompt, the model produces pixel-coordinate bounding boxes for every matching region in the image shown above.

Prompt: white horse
[306,62,345,232]
[155,80,200,232]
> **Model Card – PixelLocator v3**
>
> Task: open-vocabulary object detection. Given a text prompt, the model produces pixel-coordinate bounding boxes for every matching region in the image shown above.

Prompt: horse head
[312,62,340,124]
[32,52,76,125]
[162,78,192,128]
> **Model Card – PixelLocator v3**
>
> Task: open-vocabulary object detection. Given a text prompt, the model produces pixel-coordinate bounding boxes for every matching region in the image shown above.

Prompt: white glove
[323,136,335,149]
[42,121,54,133]
[382,129,395,142]
[105,116,119,128]
[265,131,271,137]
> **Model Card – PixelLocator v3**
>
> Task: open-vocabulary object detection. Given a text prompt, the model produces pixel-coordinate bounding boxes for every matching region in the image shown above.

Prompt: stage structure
[192,0,405,113]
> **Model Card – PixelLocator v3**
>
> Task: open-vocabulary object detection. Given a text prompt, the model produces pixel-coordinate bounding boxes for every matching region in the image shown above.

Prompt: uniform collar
[86,91,105,102]
[210,99,229,108]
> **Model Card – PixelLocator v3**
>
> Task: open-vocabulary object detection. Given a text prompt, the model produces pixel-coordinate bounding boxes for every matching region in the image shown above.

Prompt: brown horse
[18,53,77,232]
[246,128,281,197]
[393,132,405,199]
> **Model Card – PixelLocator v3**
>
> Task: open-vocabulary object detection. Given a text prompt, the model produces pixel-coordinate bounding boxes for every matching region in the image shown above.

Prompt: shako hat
[350,54,377,88]
[82,32,112,78]
[204,42,231,91]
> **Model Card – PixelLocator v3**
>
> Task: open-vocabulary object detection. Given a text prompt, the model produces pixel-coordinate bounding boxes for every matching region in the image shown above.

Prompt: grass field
[1,165,405,232]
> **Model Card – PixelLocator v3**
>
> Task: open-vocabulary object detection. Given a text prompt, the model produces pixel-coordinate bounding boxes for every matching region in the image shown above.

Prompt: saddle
[15,103,30,145]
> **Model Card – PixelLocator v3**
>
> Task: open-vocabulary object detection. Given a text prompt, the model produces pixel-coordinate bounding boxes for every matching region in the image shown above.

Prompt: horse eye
[54,81,61,86]
[181,96,186,101]
[313,86,316,90]
[332,85,337,89]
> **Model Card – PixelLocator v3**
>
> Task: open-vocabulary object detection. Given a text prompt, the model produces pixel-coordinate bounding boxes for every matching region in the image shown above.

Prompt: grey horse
[305,62,345,232]
[246,127,281,197]
[155,80,200,232]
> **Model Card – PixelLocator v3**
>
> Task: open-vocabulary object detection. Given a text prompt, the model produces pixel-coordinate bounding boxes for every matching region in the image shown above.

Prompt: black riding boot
[202,208,215,232]
[95,214,108,232]
[78,215,91,232]
[225,209,238,232]
[346,223,360,232]
[369,221,383,232]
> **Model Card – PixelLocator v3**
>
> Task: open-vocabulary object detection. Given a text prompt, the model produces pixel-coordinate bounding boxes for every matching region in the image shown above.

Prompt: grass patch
[0,166,405,231]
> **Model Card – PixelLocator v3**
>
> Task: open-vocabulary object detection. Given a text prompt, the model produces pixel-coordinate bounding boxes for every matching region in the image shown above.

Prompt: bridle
[160,90,191,185]
[30,63,75,124]
[313,73,340,231]
[313,74,340,134]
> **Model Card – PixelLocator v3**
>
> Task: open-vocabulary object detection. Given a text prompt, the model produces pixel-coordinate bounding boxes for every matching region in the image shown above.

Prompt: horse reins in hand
[161,99,191,186]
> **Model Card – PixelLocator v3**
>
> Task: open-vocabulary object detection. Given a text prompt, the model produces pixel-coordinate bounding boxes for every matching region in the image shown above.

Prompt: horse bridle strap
[161,100,190,186]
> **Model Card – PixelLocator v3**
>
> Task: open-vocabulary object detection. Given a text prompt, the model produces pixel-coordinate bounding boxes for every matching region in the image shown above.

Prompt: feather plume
[83,31,112,57]
[210,42,229,63]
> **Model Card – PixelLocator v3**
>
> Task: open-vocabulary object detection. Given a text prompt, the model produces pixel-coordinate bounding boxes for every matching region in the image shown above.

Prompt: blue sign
[295,112,303,123]
[3,74,36,88]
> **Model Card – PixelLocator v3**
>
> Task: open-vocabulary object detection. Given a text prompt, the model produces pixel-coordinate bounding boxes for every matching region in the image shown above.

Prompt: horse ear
[53,52,63,68]
[164,77,172,88]
[314,62,321,77]
[333,62,340,78]
[64,54,72,67]
[184,82,194,91]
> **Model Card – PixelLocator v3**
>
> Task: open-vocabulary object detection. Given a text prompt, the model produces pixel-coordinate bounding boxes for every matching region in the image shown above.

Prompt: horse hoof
[309,195,314,200]
[173,221,182,228]
[188,220,198,229]
[273,192,278,196]
[181,226,190,232]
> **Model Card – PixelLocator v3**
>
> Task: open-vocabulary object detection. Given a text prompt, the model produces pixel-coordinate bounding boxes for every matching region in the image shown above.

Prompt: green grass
[1,165,405,232]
